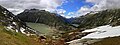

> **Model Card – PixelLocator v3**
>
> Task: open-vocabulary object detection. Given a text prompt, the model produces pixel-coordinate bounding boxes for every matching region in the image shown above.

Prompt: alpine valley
[1,4,120,45]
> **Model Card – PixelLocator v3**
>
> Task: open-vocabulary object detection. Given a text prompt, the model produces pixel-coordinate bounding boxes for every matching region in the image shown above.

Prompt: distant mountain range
[72,9,120,29]
[17,9,75,31]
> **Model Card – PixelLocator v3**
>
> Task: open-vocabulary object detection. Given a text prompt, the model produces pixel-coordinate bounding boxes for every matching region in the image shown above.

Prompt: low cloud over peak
[74,0,120,17]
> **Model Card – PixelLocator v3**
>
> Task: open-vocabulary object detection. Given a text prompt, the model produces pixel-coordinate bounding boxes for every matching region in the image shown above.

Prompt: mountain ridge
[0,5,40,36]
[72,9,120,29]
[17,9,75,31]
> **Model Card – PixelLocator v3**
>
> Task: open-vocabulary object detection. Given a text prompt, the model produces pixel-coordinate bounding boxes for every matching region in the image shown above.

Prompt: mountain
[17,9,75,31]
[0,5,45,45]
[66,9,120,45]
[0,5,68,45]
[0,5,41,36]
[72,9,120,29]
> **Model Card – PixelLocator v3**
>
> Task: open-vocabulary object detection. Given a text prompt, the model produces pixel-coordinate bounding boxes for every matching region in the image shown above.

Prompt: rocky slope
[0,5,40,36]
[72,9,120,29]
[67,9,120,45]
[0,5,68,45]
[0,5,49,45]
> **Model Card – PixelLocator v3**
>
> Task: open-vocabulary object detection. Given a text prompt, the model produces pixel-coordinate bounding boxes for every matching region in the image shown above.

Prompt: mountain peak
[23,9,46,13]
[17,9,75,31]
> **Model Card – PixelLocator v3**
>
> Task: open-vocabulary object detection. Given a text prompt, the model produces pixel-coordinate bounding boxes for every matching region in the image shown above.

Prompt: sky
[0,0,120,18]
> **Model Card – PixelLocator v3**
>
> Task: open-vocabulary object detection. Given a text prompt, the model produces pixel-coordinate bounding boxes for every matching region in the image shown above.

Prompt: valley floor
[0,23,66,45]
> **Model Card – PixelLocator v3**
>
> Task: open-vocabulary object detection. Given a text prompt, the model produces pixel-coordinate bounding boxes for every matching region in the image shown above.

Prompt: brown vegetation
[90,37,120,45]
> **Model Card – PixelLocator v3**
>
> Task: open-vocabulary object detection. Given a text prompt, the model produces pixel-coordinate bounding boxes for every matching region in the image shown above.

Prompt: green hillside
[0,24,41,45]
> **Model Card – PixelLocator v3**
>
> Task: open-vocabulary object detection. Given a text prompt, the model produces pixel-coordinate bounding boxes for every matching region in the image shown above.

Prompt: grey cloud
[86,0,120,10]
[106,0,120,9]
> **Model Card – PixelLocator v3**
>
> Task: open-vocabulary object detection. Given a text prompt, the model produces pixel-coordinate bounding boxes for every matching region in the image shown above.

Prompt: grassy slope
[27,22,55,35]
[90,37,120,45]
[0,24,42,45]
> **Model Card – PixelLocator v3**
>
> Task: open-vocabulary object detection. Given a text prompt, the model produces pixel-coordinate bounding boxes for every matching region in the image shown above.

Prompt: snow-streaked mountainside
[82,25,120,39]
[67,25,120,45]
[72,9,120,29]
[0,5,40,36]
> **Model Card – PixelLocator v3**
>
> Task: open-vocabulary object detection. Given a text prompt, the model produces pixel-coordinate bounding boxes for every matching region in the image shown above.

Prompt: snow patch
[6,25,13,30]
[66,39,82,44]
[2,11,7,15]
[82,25,111,32]
[26,34,36,36]
[15,29,19,32]
[12,22,17,25]
[20,27,26,34]
[82,25,120,39]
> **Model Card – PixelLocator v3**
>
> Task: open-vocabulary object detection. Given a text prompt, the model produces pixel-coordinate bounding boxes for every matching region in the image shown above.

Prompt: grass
[90,37,120,45]
[0,25,42,45]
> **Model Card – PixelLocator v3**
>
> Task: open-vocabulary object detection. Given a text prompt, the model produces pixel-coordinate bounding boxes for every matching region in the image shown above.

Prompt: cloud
[68,12,74,15]
[77,6,91,15]
[86,0,120,9]
[0,0,65,14]
[55,9,73,18]
[56,9,66,14]
[66,6,93,18]
[74,0,120,17]
[7,8,24,15]
[63,12,75,18]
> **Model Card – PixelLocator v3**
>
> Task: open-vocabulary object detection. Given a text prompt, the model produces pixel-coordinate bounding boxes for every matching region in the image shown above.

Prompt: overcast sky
[0,0,120,18]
